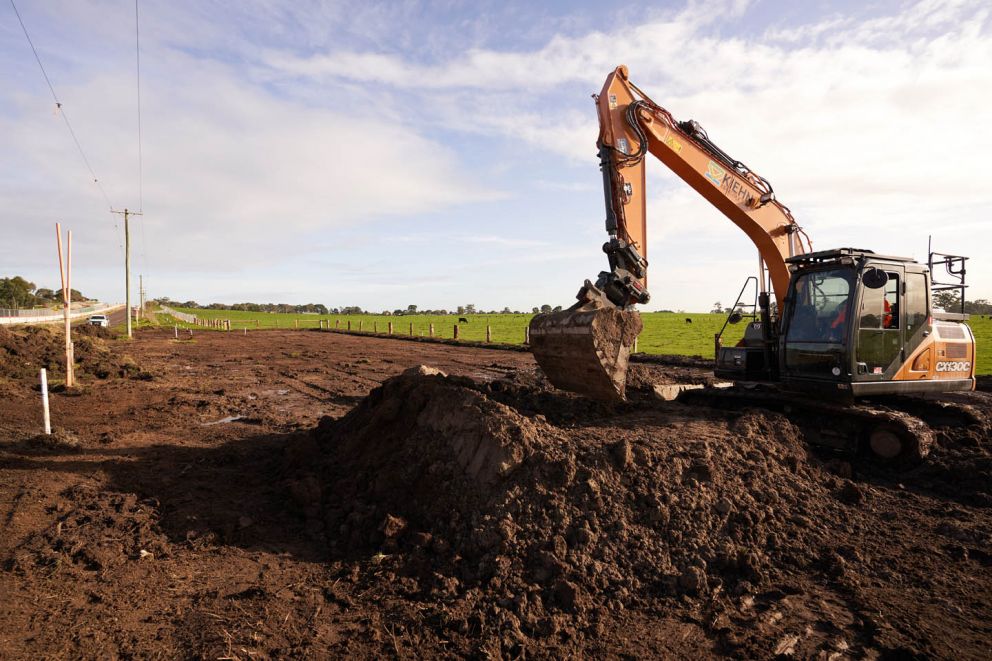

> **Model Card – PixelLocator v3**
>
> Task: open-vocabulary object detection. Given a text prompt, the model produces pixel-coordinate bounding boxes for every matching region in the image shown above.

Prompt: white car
[88,314,109,327]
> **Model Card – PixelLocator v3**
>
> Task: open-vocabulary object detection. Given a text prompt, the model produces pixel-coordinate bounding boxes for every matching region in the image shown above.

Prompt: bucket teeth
[529,306,642,402]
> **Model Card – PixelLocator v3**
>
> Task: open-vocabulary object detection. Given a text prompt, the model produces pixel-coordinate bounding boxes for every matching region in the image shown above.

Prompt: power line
[9,0,114,214]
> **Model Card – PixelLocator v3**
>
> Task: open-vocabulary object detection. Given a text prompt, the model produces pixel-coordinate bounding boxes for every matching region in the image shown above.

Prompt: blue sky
[2,0,990,311]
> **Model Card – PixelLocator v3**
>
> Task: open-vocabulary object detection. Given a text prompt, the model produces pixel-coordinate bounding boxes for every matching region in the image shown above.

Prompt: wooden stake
[409,323,413,336]
[388,322,393,335]
[486,325,492,343]
[40,368,51,435]
[55,224,74,388]
[525,326,530,344]
[429,323,434,337]
[453,324,459,340]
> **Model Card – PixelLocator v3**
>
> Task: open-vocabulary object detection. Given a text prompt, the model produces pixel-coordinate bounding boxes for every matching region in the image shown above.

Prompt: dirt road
[0,328,989,658]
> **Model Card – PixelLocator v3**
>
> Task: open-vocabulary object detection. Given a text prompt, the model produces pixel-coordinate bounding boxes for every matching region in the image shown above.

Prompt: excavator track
[677,385,937,465]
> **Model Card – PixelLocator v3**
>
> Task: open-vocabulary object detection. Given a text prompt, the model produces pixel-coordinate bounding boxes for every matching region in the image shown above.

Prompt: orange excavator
[530,65,978,461]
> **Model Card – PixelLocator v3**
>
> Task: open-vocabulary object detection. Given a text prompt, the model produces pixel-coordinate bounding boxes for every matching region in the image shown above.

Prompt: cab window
[905,273,928,337]
[859,273,899,330]
[786,268,853,343]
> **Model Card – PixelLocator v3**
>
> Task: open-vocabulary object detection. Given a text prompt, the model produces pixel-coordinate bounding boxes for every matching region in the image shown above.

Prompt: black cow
[458,317,469,323]
[685,318,692,324]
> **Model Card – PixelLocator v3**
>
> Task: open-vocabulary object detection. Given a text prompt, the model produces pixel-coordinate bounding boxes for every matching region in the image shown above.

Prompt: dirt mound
[0,325,146,382]
[287,367,880,655]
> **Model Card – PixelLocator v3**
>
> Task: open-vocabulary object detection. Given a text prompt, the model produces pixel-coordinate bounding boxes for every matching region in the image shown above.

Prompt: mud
[0,328,990,659]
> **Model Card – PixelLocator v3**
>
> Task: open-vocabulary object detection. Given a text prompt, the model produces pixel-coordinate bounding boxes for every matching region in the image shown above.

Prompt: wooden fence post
[453,324,459,340]
[335,319,340,329]
[373,322,378,333]
[347,320,352,331]
[409,323,413,336]
[525,326,530,344]
[486,325,492,343]
[388,322,393,335]
[295,319,299,330]
[359,320,363,332]
[429,323,434,337]
[256,319,260,328]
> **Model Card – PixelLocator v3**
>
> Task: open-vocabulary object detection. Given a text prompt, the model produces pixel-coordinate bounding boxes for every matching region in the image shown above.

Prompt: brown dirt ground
[0,327,989,659]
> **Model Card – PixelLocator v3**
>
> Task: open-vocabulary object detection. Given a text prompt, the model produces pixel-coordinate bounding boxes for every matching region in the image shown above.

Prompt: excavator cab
[776,249,976,397]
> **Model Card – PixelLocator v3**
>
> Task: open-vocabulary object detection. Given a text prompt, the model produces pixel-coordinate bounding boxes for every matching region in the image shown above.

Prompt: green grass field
[166,307,992,375]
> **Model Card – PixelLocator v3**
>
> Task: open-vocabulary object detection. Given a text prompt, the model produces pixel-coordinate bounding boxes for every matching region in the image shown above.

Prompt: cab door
[855,265,904,380]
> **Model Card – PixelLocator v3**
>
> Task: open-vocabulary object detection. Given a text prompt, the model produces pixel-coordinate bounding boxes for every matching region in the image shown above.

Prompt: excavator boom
[531,65,809,401]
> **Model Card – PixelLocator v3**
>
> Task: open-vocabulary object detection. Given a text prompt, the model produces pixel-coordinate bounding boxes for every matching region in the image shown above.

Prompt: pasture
[166,307,991,375]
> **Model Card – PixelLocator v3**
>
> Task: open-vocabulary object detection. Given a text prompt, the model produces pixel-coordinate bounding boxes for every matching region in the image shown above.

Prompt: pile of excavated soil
[0,325,146,382]
[287,366,962,656]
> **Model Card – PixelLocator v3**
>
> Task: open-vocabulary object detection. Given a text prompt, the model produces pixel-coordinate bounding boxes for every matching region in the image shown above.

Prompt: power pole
[111,208,141,338]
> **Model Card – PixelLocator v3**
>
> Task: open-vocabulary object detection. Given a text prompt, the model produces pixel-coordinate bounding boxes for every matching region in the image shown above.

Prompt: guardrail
[0,303,123,326]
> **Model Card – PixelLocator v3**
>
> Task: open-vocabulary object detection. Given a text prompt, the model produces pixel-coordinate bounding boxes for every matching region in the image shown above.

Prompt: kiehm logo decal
[936,361,971,372]
[704,161,725,185]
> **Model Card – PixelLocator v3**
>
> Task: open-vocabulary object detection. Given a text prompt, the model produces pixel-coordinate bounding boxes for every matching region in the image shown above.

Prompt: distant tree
[456,305,465,315]
[465,304,477,314]
[933,291,960,312]
[540,304,552,314]
[34,287,56,301]
[711,301,723,314]
[501,307,511,314]
[0,276,37,308]
[532,307,539,314]
[407,304,418,314]
[438,309,448,315]
[54,288,87,303]
[965,298,992,315]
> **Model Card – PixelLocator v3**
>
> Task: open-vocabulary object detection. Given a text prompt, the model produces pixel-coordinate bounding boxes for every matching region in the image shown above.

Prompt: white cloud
[256,0,992,305]
[2,0,990,310]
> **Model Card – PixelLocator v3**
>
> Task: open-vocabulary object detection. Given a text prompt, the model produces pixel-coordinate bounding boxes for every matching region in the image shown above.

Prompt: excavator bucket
[529,301,643,403]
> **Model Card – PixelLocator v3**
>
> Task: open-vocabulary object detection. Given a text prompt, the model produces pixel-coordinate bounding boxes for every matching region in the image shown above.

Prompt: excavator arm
[529,65,811,401]
[595,65,810,312]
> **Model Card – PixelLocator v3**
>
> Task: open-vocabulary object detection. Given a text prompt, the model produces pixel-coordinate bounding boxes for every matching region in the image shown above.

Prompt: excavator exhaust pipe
[529,282,643,403]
